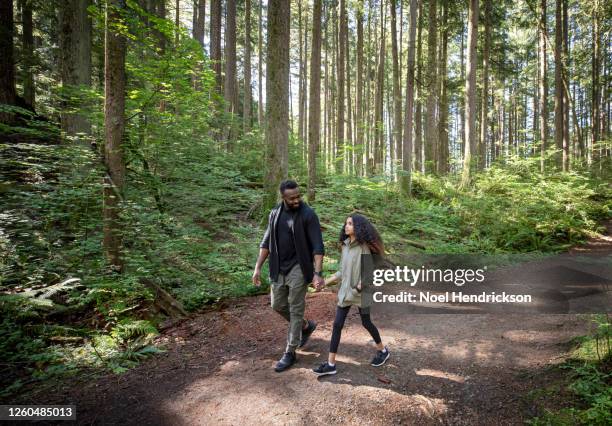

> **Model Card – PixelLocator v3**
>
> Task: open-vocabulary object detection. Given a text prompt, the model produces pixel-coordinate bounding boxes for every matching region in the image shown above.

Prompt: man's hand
[252,269,262,287]
[313,275,325,291]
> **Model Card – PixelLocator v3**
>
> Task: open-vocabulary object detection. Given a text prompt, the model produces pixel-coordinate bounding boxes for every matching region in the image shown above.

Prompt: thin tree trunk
[414,0,423,173]
[390,0,402,171]
[437,2,448,175]
[308,0,322,202]
[263,0,290,211]
[562,0,569,167]
[355,6,364,177]
[538,0,548,172]
[591,1,600,162]
[210,0,222,92]
[479,0,490,170]
[20,0,35,110]
[258,0,264,126]
[401,0,417,195]
[554,0,564,169]
[224,0,237,144]
[345,8,353,175]
[244,0,252,132]
[104,0,127,271]
[425,0,438,173]
[336,0,346,173]
[298,0,305,144]
[374,0,385,174]
[460,0,478,187]
[0,0,16,124]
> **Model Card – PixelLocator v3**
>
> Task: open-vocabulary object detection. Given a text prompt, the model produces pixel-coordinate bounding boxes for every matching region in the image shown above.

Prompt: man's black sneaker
[313,362,337,376]
[371,347,390,366]
[299,319,317,348]
[274,351,296,372]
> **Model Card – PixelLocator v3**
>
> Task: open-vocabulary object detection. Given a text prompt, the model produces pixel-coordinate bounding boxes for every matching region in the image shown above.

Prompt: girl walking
[313,214,390,376]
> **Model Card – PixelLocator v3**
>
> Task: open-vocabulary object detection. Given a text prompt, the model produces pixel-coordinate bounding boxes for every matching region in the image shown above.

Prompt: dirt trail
[37,222,612,425]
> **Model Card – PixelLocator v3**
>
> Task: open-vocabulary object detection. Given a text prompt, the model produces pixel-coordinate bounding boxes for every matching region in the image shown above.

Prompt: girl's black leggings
[329,305,381,354]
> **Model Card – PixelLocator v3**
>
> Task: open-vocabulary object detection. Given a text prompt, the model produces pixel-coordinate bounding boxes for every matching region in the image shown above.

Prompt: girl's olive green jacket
[334,238,371,308]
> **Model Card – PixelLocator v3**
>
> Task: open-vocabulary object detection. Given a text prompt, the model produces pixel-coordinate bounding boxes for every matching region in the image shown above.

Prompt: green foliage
[528,315,612,425]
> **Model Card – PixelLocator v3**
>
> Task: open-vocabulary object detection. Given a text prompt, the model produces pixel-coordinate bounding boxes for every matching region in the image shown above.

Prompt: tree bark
[336,0,346,173]
[210,0,222,92]
[437,1,448,175]
[425,0,438,173]
[59,0,92,139]
[258,0,264,126]
[244,0,252,132]
[479,0,491,170]
[307,0,322,202]
[414,0,423,173]
[263,0,290,211]
[401,0,417,196]
[390,0,402,171]
[104,0,127,271]
[554,0,564,169]
[373,0,385,174]
[355,6,364,177]
[224,0,237,143]
[538,0,548,171]
[20,0,35,110]
[0,0,16,124]
[460,0,478,187]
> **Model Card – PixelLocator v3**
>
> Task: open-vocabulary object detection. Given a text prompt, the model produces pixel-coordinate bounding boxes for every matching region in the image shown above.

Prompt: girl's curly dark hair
[339,214,385,255]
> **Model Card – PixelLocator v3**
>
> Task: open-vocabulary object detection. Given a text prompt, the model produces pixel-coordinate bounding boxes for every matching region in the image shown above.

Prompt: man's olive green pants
[270,263,307,353]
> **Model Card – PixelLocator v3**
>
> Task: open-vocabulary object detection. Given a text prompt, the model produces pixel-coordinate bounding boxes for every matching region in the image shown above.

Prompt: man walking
[252,180,325,372]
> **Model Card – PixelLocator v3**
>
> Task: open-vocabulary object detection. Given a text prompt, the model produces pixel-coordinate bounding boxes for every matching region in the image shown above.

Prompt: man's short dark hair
[279,179,298,194]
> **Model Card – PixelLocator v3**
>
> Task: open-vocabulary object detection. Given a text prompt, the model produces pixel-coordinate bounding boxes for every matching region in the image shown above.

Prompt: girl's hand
[356,282,362,291]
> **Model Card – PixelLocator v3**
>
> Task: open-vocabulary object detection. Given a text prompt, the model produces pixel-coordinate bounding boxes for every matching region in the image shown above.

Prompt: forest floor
[21,221,612,425]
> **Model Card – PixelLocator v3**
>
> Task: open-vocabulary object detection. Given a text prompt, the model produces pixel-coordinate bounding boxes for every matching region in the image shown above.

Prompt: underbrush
[527,314,611,425]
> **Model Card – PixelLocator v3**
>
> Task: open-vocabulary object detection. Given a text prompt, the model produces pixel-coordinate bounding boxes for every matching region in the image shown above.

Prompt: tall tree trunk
[562,0,569,166]
[425,0,438,173]
[298,0,305,144]
[591,1,600,162]
[336,0,346,173]
[308,0,322,202]
[59,0,92,140]
[554,0,564,170]
[355,6,364,177]
[104,0,127,271]
[374,0,385,174]
[459,11,465,161]
[0,0,16,124]
[437,1,448,175]
[414,0,423,173]
[538,0,548,171]
[390,0,402,171]
[479,0,491,170]
[345,9,353,175]
[401,0,417,195]
[460,0,478,187]
[20,0,35,110]
[192,0,206,90]
[224,0,237,143]
[210,0,222,92]
[263,0,290,211]
[175,0,180,45]
[258,0,264,126]
[244,0,252,131]
[365,0,373,175]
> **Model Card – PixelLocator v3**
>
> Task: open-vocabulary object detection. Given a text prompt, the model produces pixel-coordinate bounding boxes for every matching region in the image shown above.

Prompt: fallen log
[139,278,187,319]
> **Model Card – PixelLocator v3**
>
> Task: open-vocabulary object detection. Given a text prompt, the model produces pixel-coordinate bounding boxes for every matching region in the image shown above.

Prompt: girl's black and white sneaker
[371,347,390,366]
[313,362,337,376]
